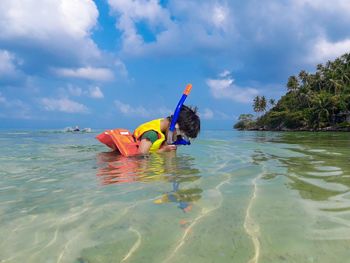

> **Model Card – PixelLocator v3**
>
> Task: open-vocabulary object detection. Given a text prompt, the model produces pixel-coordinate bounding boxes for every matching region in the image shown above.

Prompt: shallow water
[1,130,350,263]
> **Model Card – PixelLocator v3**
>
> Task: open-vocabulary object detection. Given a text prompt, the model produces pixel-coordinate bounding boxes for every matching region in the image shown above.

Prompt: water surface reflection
[251,132,350,242]
[96,152,202,212]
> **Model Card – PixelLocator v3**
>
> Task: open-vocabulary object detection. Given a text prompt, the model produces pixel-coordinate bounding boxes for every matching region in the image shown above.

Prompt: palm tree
[312,92,331,128]
[253,96,261,114]
[287,75,299,92]
[260,96,267,113]
[329,78,343,95]
[298,70,309,86]
[316,63,324,72]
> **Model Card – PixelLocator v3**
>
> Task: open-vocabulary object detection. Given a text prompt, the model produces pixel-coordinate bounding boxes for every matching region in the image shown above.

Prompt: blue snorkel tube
[167,84,192,146]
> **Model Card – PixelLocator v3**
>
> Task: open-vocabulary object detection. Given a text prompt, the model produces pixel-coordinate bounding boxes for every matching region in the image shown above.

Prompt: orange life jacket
[96,119,166,156]
[96,129,139,157]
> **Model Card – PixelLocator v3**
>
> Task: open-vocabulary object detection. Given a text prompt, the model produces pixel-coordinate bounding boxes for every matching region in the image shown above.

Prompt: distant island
[234,52,350,131]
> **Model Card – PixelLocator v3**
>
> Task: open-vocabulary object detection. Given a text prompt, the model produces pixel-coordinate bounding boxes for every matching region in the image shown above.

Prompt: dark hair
[167,105,200,138]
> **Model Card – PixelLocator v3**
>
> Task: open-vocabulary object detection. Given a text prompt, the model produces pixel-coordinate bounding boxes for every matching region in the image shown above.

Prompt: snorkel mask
[167,84,192,146]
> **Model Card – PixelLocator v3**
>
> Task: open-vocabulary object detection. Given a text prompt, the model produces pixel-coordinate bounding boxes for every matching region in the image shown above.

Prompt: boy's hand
[159,144,177,152]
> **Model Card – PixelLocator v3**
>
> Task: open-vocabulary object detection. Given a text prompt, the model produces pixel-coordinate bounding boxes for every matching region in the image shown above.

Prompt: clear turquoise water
[1,130,350,263]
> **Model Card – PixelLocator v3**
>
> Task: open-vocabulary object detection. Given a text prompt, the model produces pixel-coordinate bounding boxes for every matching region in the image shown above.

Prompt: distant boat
[64,127,92,133]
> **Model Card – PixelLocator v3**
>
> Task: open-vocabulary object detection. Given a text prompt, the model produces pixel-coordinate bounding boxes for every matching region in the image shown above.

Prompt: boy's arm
[138,139,177,154]
[137,130,176,154]
[137,131,157,154]
[157,144,177,153]
[138,138,153,154]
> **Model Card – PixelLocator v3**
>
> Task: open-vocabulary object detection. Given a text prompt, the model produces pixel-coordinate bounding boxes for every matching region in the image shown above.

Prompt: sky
[1,0,350,130]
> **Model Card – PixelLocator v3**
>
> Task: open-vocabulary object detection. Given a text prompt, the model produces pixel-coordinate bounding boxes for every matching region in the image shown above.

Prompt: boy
[134,105,200,154]
[96,84,200,156]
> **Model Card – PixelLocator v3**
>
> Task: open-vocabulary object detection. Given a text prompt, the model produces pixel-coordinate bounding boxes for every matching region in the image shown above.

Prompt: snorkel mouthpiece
[173,137,191,145]
[167,84,192,145]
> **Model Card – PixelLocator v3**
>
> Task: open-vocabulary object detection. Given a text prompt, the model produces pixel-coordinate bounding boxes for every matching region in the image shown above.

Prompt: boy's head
[168,105,200,139]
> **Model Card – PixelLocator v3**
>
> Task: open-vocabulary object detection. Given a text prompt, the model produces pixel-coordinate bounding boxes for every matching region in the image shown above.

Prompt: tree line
[234,52,350,131]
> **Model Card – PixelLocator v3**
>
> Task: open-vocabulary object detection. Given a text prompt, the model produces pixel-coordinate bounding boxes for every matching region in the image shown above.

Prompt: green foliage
[234,114,256,130]
[253,96,260,113]
[238,114,254,121]
[258,111,287,129]
[252,96,268,116]
[287,75,299,92]
[284,111,306,129]
[234,121,248,130]
[260,96,267,112]
[336,122,350,128]
[234,52,350,130]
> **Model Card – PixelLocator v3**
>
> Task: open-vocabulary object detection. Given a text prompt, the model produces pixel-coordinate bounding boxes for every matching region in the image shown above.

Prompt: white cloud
[114,59,129,78]
[216,110,233,120]
[54,67,114,81]
[240,0,350,66]
[0,92,32,119]
[0,0,131,86]
[169,1,232,30]
[107,1,235,56]
[157,106,172,117]
[0,0,98,40]
[0,0,100,63]
[294,0,350,14]
[198,107,234,120]
[206,71,259,103]
[114,100,171,118]
[66,85,104,99]
[0,50,16,75]
[212,4,229,29]
[308,37,350,64]
[88,86,104,99]
[108,0,170,23]
[200,108,214,120]
[40,98,89,113]
[108,0,172,55]
[114,100,150,117]
[67,85,83,97]
[0,92,7,104]
[219,70,231,78]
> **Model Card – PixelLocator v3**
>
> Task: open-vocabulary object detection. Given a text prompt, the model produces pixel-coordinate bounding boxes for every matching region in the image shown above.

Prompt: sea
[0,130,350,263]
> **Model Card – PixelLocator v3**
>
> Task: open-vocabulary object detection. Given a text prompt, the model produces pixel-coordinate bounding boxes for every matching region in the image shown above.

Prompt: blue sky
[1,0,350,130]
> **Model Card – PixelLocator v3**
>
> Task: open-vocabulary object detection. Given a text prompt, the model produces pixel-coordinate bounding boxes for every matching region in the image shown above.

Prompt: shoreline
[235,127,350,132]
